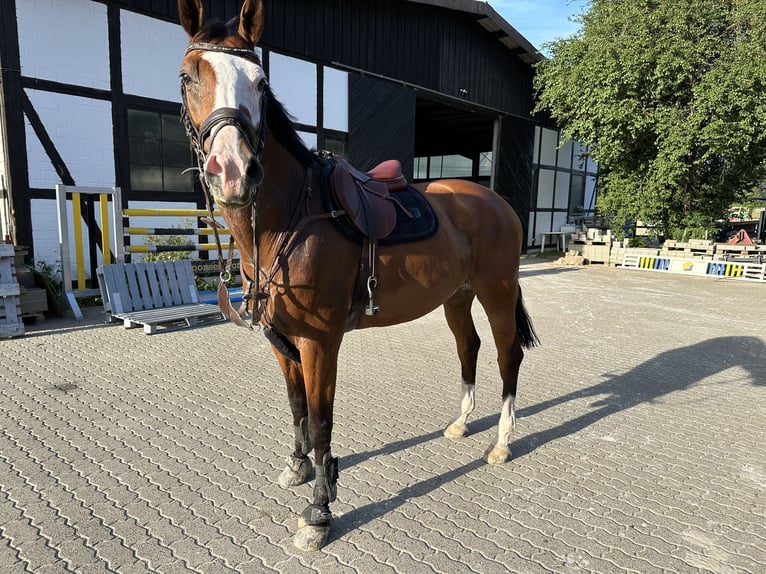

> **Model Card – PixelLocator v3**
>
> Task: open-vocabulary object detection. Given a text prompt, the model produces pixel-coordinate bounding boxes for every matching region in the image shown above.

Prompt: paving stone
[0,262,764,572]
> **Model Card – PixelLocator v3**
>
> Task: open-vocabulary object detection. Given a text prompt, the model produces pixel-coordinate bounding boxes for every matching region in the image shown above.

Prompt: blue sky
[490,0,587,52]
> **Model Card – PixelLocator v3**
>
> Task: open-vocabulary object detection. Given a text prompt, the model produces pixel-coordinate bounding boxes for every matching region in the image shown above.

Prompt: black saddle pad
[320,160,438,246]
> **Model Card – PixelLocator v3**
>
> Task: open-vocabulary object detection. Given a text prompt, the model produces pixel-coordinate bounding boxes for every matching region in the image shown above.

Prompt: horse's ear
[238,0,264,45]
[178,0,204,39]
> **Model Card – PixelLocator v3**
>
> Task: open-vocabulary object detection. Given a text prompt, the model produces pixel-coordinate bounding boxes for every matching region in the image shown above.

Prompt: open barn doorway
[414,96,497,188]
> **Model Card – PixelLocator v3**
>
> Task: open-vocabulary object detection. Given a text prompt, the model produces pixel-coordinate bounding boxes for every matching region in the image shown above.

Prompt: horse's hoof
[294,518,331,551]
[484,444,511,465]
[444,422,468,439]
[278,455,313,488]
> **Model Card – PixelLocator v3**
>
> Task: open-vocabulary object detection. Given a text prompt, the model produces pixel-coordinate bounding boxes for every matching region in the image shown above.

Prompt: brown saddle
[331,157,409,240]
[329,156,412,320]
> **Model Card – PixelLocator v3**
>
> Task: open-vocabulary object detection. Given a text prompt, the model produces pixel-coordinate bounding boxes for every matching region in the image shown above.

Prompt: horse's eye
[258,78,267,91]
[180,73,192,86]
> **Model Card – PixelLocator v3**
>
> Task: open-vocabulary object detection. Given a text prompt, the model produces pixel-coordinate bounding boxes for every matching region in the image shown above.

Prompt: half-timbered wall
[2,0,351,274]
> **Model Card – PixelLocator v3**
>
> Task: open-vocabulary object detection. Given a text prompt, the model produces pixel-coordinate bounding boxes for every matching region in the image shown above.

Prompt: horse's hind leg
[443,285,481,439]
[485,336,523,464]
[273,351,313,488]
[475,285,530,465]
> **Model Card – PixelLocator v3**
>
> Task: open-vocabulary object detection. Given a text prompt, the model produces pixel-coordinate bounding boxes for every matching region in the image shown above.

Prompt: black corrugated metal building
[264,0,544,243]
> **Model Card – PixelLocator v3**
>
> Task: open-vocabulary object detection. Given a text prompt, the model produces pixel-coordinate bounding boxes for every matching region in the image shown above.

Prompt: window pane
[429,156,442,179]
[536,168,555,209]
[297,130,317,151]
[324,137,346,158]
[557,139,573,169]
[540,128,557,166]
[479,152,492,177]
[440,155,472,178]
[129,108,197,193]
[569,174,585,214]
[554,172,570,209]
[130,164,163,190]
[128,109,160,139]
[163,139,191,167]
[163,167,192,192]
[129,138,161,165]
[414,157,428,179]
[162,114,187,142]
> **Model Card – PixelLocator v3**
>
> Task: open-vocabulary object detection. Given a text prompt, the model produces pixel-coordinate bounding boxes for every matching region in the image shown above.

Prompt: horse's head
[178,0,267,207]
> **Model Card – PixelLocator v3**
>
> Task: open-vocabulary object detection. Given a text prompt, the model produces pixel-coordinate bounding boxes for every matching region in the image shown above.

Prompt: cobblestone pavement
[1,261,764,573]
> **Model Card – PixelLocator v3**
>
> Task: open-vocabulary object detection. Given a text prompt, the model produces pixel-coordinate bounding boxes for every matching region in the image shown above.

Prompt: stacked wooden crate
[569,228,614,264]
[0,244,24,338]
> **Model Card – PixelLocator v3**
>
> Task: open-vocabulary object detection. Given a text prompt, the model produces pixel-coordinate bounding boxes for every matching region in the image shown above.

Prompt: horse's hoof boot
[278,455,312,488]
[294,521,331,551]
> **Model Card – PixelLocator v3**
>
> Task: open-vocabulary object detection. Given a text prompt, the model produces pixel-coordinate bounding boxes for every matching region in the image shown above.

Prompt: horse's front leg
[293,337,341,552]
[272,351,313,488]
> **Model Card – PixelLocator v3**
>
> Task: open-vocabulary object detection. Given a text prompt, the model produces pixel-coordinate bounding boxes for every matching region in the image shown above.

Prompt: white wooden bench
[97,261,224,334]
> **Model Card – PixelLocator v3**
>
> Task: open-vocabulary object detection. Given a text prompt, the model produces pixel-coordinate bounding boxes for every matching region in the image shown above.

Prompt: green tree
[534,0,766,239]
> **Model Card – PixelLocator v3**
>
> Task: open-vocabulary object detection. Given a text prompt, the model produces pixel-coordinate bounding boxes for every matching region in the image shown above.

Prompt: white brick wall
[17,0,109,90]
[121,11,188,102]
[270,53,317,127]
[25,90,114,188]
[323,67,348,132]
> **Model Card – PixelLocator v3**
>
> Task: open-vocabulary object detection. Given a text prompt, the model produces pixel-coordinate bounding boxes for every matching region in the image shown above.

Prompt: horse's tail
[515,287,540,349]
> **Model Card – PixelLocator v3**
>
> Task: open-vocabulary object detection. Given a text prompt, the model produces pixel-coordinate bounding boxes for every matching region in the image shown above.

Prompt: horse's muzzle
[204,132,264,207]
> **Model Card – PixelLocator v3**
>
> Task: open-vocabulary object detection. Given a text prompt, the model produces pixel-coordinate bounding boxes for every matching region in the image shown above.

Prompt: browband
[185,42,259,59]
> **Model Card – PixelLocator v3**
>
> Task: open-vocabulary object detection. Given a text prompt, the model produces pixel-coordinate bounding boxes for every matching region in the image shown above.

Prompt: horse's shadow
[512,335,764,457]
[331,336,765,538]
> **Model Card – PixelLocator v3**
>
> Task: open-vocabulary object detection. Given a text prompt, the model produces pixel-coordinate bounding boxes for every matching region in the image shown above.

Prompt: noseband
[180,41,268,198]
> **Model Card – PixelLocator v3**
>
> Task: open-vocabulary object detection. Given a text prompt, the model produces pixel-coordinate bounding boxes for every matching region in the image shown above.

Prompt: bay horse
[177,0,538,551]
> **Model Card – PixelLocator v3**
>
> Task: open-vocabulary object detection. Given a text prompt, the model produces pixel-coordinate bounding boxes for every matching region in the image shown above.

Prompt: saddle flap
[331,159,396,240]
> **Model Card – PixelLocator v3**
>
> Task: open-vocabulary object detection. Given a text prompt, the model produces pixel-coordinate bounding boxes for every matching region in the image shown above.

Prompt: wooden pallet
[97,261,224,334]
[0,244,24,338]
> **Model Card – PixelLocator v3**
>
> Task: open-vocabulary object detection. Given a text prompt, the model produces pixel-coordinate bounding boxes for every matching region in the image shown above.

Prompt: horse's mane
[193,20,316,168]
[263,85,315,167]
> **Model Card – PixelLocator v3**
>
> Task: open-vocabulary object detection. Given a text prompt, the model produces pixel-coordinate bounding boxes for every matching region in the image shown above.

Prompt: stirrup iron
[365,276,379,316]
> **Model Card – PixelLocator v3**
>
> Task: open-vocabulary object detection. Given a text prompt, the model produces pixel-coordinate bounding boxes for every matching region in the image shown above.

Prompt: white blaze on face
[201,52,266,195]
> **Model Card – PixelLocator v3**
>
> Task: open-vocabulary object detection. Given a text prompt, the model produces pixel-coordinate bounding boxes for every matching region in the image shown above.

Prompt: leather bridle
[180,41,268,197]
[179,41,269,327]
